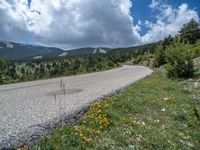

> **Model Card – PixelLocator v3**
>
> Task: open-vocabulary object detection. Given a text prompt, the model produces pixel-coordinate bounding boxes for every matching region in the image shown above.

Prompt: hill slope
[0,41,64,60]
[0,41,111,60]
[0,40,157,60]
[65,47,110,56]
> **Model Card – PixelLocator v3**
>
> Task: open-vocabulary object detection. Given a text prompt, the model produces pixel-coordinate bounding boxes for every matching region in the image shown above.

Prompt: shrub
[191,41,200,58]
[153,44,166,67]
[134,54,153,63]
[133,55,142,64]
[165,43,194,78]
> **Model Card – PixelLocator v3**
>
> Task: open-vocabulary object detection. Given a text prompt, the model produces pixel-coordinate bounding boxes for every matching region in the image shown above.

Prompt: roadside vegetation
[133,19,200,79]
[29,68,200,150]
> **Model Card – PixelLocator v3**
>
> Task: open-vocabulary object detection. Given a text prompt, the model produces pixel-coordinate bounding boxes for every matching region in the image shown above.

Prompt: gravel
[0,65,152,149]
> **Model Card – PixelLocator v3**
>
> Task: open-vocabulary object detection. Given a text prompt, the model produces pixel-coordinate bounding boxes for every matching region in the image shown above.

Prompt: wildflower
[155,119,160,123]
[84,137,92,142]
[164,97,169,101]
[97,110,101,113]
[87,128,92,131]
[87,128,93,133]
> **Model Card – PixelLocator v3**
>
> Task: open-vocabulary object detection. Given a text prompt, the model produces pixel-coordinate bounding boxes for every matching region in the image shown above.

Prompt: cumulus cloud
[0,0,199,49]
[0,0,140,49]
[142,0,199,43]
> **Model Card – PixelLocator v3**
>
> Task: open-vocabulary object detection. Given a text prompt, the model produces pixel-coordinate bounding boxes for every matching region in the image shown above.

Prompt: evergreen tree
[39,64,45,77]
[34,67,40,79]
[0,58,6,83]
[8,63,17,80]
[162,35,174,50]
[20,68,25,74]
[78,64,87,73]
[179,19,200,44]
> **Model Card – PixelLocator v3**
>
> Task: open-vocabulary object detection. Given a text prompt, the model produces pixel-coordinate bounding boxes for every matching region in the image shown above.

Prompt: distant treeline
[0,42,157,84]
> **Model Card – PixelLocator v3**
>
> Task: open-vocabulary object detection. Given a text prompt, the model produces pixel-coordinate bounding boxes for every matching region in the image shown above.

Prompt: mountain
[63,47,110,56]
[0,41,110,60]
[0,41,64,60]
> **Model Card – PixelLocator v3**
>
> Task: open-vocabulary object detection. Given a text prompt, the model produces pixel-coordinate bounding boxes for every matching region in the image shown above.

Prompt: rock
[161,108,166,112]
[128,145,136,150]
[180,140,194,147]
[139,60,150,66]
[193,57,200,67]
[194,82,200,88]
[188,79,194,82]
[192,98,200,105]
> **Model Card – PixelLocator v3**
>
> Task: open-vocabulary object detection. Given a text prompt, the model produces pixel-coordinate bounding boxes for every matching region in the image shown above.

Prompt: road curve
[0,65,152,148]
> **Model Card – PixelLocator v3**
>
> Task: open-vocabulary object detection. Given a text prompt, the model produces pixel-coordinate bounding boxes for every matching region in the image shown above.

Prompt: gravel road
[0,65,152,148]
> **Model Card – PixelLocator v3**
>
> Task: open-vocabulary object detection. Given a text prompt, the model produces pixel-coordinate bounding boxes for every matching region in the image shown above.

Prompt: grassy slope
[30,69,200,150]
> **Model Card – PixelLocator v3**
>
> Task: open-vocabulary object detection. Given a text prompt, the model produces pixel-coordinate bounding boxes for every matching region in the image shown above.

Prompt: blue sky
[0,0,199,49]
[132,0,200,35]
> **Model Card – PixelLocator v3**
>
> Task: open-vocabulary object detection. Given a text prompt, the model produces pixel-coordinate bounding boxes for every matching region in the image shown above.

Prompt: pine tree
[162,35,174,50]
[8,63,17,80]
[179,19,200,44]
[0,58,6,83]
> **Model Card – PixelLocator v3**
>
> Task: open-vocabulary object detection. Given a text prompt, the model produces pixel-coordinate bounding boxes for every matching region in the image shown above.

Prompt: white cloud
[0,0,140,49]
[0,0,199,49]
[149,0,160,9]
[141,0,199,44]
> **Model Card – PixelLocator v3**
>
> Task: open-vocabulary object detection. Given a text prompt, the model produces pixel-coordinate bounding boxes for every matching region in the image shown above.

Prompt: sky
[0,0,199,50]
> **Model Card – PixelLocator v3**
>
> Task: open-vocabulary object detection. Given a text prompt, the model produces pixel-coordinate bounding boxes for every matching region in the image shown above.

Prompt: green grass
[29,69,200,150]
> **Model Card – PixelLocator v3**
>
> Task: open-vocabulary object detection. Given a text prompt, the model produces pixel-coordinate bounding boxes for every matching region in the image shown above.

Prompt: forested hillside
[0,41,157,84]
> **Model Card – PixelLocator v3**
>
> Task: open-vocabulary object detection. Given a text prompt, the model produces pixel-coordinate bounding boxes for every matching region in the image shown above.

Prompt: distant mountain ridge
[0,41,111,60]
[0,41,63,60]
[65,47,110,56]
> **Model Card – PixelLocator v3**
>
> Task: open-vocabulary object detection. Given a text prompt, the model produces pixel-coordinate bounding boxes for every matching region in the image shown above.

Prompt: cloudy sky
[0,0,199,49]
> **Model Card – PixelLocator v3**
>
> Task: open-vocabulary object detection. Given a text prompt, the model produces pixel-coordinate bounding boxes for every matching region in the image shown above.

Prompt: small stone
[188,79,194,82]
[194,82,200,88]
[161,108,166,112]
[128,145,136,150]
[180,140,194,147]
